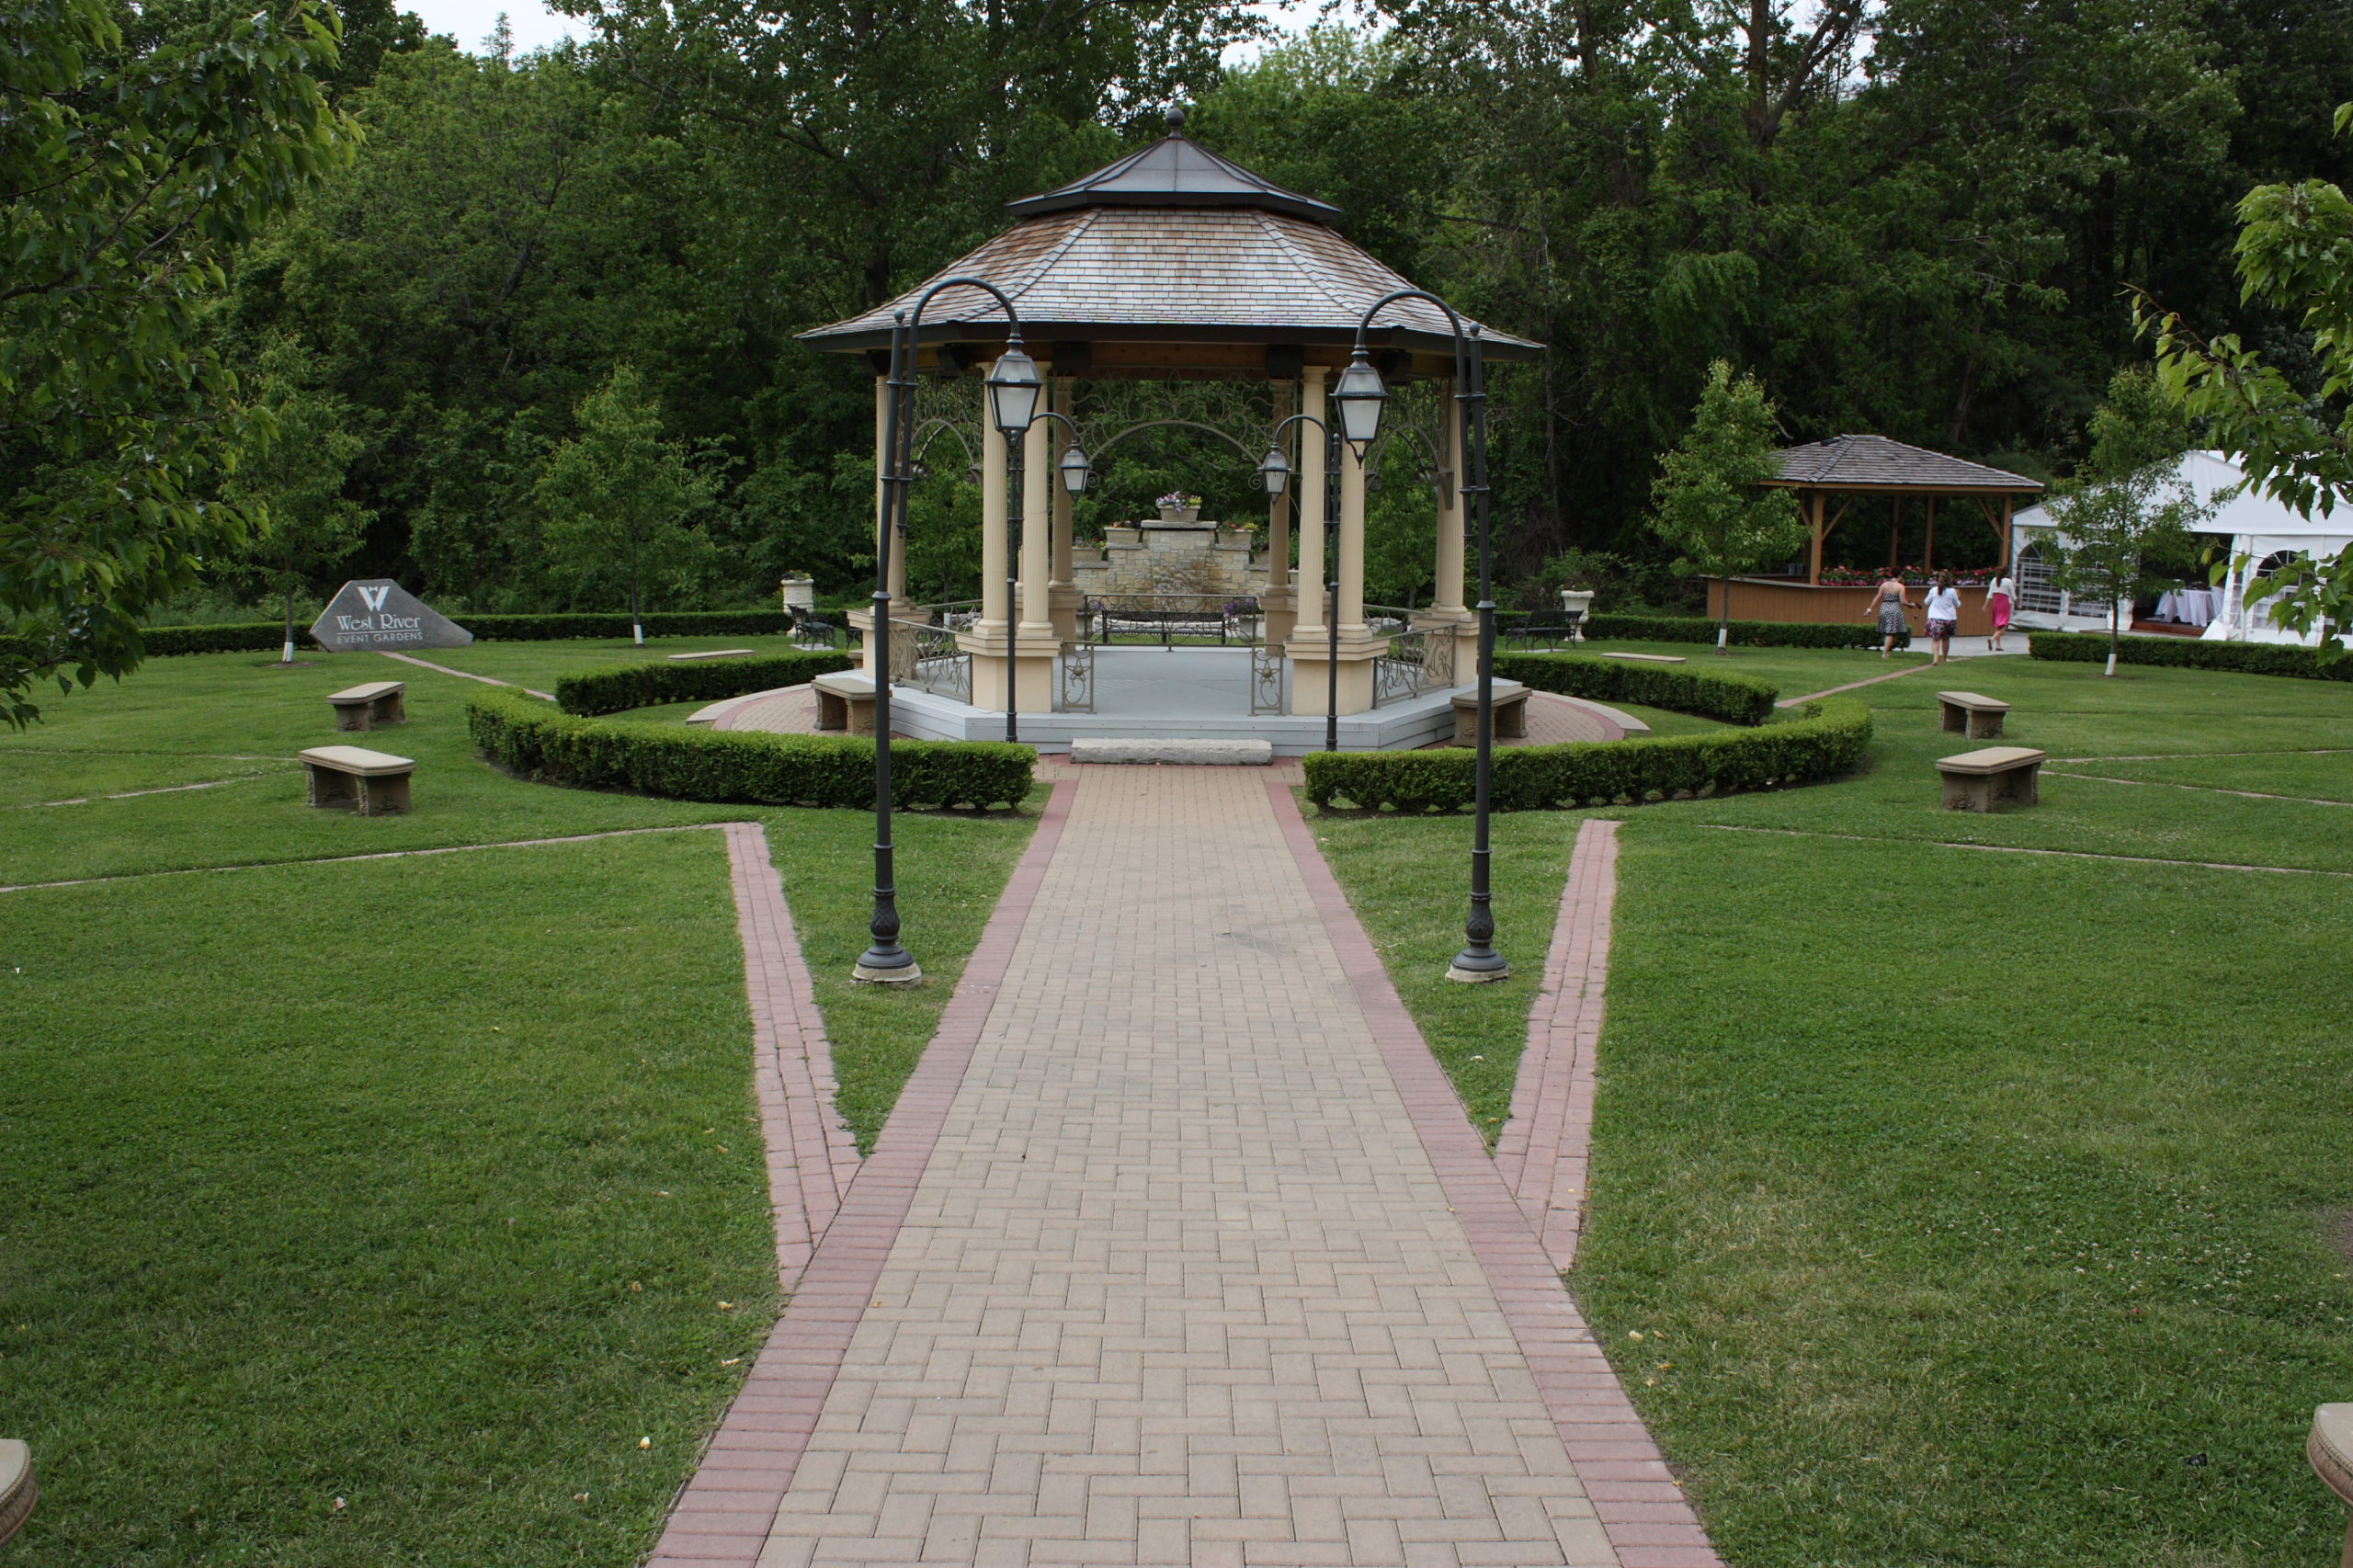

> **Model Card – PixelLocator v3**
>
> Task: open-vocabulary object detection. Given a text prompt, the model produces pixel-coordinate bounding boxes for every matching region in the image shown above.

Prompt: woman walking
[1985,568,2016,653]
[1924,570,1961,665]
[1870,568,1913,657]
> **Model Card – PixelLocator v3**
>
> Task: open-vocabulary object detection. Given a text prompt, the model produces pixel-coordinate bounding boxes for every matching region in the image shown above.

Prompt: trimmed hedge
[1303,698,1873,812]
[2029,630,2351,682]
[1493,651,1779,726]
[555,651,855,716]
[467,688,1033,809]
[1581,612,1909,651]
[132,608,808,658]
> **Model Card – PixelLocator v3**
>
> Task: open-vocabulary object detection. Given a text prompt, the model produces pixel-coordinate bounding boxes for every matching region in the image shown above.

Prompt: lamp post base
[1445,953,1509,984]
[852,955,924,985]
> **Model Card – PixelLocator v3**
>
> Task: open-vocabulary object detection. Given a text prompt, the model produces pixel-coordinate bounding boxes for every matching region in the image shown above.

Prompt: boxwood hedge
[1580,612,1907,651]
[555,651,855,716]
[1304,697,1871,812]
[2029,630,2351,682]
[132,608,811,658]
[467,688,1032,809]
[1493,651,1779,725]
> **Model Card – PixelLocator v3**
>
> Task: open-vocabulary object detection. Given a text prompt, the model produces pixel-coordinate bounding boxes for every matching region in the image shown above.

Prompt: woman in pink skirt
[1986,569,2015,652]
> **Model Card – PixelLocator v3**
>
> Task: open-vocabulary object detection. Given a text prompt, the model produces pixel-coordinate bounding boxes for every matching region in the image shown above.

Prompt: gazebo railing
[1080,594,1263,647]
[1369,606,1458,707]
[888,617,972,704]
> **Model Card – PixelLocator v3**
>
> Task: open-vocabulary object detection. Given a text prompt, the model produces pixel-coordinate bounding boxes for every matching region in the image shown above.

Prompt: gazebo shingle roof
[1006,134,1340,223]
[1768,435,2044,493]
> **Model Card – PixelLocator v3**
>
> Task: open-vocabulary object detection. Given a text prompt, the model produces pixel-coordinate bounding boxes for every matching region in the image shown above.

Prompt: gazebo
[797,113,1545,752]
[1709,435,2046,635]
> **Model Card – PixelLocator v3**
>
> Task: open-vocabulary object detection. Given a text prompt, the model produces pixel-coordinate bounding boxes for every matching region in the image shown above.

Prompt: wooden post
[1888,497,1902,573]
[1806,491,1825,584]
[1924,496,1937,571]
[2000,495,2014,574]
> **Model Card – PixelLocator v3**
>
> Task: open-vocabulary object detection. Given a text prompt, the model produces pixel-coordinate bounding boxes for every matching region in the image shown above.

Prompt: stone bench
[1451,683,1530,745]
[1070,738,1272,766]
[1937,689,2011,740]
[2311,1403,2352,1568]
[811,670,878,735]
[668,647,755,662]
[326,680,405,732]
[0,1439,34,1548]
[1599,650,1686,665]
[1936,745,2045,812]
[300,745,416,815]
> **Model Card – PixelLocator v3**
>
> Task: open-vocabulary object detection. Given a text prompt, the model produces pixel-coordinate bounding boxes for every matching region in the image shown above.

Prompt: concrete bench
[1070,739,1272,766]
[0,1439,34,1548]
[1937,689,2011,740]
[811,670,878,735]
[1936,745,2045,812]
[1599,650,1686,665]
[301,745,416,815]
[2311,1404,2353,1568]
[1451,684,1530,745]
[667,647,756,662]
[326,680,405,732]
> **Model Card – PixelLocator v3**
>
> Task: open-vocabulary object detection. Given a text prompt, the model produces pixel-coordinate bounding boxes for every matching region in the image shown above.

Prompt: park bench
[325,680,405,732]
[300,745,416,815]
[1937,689,2012,740]
[1452,683,1530,745]
[1599,650,1686,665]
[811,670,878,735]
[2311,1403,2353,1568]
[1502,619,1579,651]
[1091,607,1233,644]
[1936,745,2045,812]
[0,1439,34,1548]
[668,648,754,662]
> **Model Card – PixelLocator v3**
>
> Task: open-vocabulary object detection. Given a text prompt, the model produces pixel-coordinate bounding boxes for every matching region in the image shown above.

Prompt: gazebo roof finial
[1165,103,1187,132]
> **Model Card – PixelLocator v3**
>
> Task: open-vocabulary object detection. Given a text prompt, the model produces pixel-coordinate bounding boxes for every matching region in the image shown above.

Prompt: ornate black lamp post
[856,282,1042,984]
[1256,415,1343,752]
[1332,299,1506,983]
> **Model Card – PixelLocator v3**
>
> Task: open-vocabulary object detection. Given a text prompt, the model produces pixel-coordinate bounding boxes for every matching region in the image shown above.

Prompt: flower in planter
[1154,492,1202,510]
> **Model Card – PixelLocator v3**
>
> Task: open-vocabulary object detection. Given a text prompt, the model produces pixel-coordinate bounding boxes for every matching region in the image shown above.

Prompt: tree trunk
[1719,571,1732,652]
[631,580,644,646]
[282,587,298,665]
[2107,597,2120,676]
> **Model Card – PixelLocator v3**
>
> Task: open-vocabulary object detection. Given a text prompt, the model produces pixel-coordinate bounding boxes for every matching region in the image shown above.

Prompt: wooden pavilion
[799,113,1542,724]
[1765,435,2046,584]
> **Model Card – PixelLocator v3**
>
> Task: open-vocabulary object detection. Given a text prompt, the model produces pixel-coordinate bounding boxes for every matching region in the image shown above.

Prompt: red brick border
[1495,817,1620,1271]
[1267,782,1722,1568]
[646,781,1077,1567]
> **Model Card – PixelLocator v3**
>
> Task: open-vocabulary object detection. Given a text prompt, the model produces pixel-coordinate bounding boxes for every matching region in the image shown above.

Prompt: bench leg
[376,694,405,725]
[305,764,357,808]
[1497,699,1527,740]
[2007,764,2039,806]
[1941,706,1964,733]
[1940,773,1970,810]
[1969,711,2003,740]
[846,699,875,737]
[335,707,368,733]
[355,773,412,816]
[815,692,847,731]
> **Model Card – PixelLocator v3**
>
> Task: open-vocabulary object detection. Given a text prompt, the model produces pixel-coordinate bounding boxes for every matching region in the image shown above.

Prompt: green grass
[1313,646,2353,1567]
[0,646,1036,1563]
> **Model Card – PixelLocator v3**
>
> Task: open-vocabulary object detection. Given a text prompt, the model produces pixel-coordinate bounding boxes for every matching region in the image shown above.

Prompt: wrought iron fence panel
[891,618,972,703]
[1080,594,1263,646]
[1249,644,1286,714]
[1367,607,1457,708]
[1058,641,1096,713]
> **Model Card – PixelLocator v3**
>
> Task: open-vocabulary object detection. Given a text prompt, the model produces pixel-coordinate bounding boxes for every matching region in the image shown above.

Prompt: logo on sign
[358,585,392,611]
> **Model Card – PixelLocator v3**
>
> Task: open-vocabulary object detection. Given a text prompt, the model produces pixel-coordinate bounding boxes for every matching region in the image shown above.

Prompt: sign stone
[309,580,474,653]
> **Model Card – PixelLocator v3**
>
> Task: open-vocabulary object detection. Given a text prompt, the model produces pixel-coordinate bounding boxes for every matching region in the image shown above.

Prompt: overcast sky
[401,0,1328,62]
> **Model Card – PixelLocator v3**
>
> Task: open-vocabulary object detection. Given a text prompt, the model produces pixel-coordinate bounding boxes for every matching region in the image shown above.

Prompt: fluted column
[1295,367,1328,634]
[1020,409,1053,641]
[980,418,1009,632]
[1434,378,1465,615]
[1339,427,1367,631]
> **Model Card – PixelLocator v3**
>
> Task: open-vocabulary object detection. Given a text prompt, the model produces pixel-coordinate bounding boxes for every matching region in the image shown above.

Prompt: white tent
[2007,449,2350,645]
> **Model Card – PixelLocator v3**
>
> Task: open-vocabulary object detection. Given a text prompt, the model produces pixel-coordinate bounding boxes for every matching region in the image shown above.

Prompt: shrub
[1303,698,1872,812]
[144,623,301,656]
[555,652,854,716]
[466,689,1033,809]
[1493,652,1779,725]
[2029,631,2352,682]
[131,608,813,657]
[1579,612,1907,651]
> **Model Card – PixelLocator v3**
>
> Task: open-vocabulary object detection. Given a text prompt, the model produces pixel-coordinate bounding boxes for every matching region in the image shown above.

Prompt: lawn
[1313,641,2353,1568]
[0,645,1035,1563]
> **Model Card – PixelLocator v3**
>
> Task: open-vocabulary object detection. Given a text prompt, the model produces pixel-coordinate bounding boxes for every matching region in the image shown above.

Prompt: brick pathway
[660,769,1714,1568]
[1494,822,1620,1272]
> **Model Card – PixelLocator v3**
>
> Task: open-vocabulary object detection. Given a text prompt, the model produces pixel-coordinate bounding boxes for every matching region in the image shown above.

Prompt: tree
[2042,369,2214,675]
[1648,361,1805,649]
[1,0,352,725]
[2143,103,2353,656]
[223,341,373,661]
[533,365,718,642]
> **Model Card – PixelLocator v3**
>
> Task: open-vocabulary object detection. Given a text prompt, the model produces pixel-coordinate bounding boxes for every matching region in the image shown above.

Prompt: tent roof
[2014,450,2353,541]
[1766,435,2045,494]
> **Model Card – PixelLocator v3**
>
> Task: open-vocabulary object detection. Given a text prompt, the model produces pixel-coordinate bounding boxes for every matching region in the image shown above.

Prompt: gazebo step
[1070,738,1273,767]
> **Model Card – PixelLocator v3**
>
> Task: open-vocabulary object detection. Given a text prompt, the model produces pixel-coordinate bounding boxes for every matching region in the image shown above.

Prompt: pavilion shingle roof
[1769,435,2044,492]
[1006,134,1340,223]
[801,205,1540,359]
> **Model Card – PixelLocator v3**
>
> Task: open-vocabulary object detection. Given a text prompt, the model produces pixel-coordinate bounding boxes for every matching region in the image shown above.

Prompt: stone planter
[1559,588,1594,642]
[780,577,816,614]
[1156,505,1201,524]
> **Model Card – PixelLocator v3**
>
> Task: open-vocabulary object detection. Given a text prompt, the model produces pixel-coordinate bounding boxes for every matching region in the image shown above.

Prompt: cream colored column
[980,419,1009,632]
[1433,379,1466,616]
[1049,379,1075,595]
[1338,429,1368,632]
[1019,411,1053,639]
[1295,367,1328,635]
[858,375,896,675]
[1266,381,1291,595]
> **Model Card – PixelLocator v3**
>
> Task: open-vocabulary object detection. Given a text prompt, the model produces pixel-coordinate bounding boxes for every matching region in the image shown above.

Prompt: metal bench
[1937,689,2012,740]
[0,1439,35,1548]
[300,745,416,815]
[1451,683,1530,745]
[2311,1403,2352,1568]
[811,670,878,735]
[325,680,405,732]
[1936,745,2045,812]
